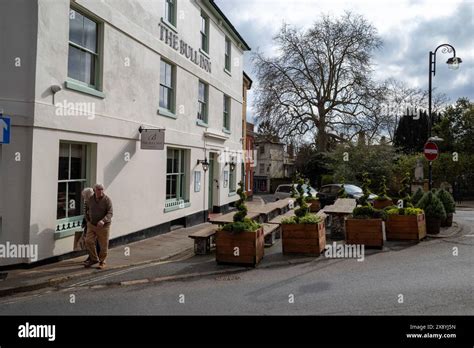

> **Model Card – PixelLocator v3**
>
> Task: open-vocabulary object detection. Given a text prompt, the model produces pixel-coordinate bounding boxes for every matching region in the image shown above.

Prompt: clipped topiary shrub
[411,187,424,206]
[375,176,391,201]
[221,181,261,233]
[436,189,456,214]
[416,191,447,220]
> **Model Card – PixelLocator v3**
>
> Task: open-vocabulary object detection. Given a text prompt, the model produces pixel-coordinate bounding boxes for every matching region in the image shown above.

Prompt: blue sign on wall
[0,116,11,144]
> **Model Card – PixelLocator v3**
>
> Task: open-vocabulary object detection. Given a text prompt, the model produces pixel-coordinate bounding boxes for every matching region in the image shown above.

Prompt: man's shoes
[82,257,91,265]
[97,262,106,270]
[84,260,99,268]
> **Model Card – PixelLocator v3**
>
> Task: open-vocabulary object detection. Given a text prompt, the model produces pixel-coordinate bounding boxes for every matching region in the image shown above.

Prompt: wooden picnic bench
[270,197,295,214]
[247,204,281,222]
[262,223,280,247]
[322,198,357,240]
[188,224,218,255]
[209,211,262,225]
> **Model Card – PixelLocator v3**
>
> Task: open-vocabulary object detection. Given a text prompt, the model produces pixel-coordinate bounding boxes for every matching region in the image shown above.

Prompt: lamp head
[197,158,209,172]
[447,56,462,70]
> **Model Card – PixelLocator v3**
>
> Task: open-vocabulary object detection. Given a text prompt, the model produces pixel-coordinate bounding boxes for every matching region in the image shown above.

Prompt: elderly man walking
[85,183,113,269]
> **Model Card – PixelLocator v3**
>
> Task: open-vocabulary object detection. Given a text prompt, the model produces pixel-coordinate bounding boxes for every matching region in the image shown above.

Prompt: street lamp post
[427,43,462,190]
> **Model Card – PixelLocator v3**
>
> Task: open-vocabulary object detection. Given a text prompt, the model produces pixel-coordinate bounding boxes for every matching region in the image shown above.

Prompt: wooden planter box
[307,199,321,213]
[215,227,264,266]
[386,213,426,241]
[373,199,393,210]
[345,218,383,248]
[281,220,326,256]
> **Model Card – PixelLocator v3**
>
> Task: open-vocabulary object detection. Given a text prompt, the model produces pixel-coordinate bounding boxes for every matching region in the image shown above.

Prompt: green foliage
[281,214,322,225]
[337,177,348,198]
[329,143,398,190]
[281,178,317,224]
[223,182,261,233]
[411,187,424,206]
[375,176,391,201]
[221,218,260,233]
[233,181,248,223]
[352,205,387,220]
[386,207,423,216]
[432,98,474,153]
[358,172,372,206]
[416,191,447,220]
[393,110,432,154]
[436,189,456,214]
[294,145,333,188]
[398,171,412,203]
[306,180,313,199]
[321,175,334,186]
[294,178,309,218]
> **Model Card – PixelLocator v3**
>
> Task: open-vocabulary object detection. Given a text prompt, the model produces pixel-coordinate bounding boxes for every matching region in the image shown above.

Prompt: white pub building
[0,0,250,266]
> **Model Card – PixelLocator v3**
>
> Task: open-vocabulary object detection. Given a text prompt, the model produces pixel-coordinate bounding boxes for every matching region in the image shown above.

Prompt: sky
[215,0,474,122]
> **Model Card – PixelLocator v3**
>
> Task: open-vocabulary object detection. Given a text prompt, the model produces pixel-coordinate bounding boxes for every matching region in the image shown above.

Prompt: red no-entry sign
[424,142,439,161]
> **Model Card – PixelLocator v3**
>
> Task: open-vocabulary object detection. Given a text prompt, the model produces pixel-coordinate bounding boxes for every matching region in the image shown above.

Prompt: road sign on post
[424,142,439,161]
[0,116,11,144]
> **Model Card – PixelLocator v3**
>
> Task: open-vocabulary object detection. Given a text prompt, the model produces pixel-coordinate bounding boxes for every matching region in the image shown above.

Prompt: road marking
[464,234,474,237]
[67,251,194,288]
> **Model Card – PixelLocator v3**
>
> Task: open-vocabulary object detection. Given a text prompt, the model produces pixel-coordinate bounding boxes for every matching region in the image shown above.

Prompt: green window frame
[56,142,90,234]
[160,60,175,113]
[198,81,208,123]
[166,148,188,204]
[165,0,176,26]
[225,37,231,71]
[223,95,231,131]
[68,8,100,90]
[200,12,209,53]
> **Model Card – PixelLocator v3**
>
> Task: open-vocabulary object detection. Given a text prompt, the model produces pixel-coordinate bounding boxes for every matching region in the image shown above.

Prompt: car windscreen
[344,185,362,194]
[277,186,291,193]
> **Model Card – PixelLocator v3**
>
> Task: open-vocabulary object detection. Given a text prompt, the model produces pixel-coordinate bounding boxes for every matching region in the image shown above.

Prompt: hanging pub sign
[140,128,165,150]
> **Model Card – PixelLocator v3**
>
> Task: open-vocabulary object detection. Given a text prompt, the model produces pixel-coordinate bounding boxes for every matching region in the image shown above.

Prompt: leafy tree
[433,98,474,153]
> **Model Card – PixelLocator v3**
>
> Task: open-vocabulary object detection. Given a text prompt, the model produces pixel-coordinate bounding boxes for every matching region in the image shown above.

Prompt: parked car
[316,184,377,207]
[274,184,317,201]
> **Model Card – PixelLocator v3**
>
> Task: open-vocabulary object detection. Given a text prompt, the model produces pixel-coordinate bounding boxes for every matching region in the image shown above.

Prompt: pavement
[0,197,467,298]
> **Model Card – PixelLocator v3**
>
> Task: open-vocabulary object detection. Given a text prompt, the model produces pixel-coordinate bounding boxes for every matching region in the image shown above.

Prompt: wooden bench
[322,198,357,240]
[209,211,262,225]
[270,197,295,214]
[262,223,281,247]
[247,205,280,223]
[188,225,217,255]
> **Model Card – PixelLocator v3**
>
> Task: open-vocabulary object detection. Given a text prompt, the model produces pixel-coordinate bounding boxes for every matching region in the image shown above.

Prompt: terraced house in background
[0,0,251,266]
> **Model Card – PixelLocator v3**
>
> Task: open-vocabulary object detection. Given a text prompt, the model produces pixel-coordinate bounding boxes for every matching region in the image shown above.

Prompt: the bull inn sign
[158,23,212,73]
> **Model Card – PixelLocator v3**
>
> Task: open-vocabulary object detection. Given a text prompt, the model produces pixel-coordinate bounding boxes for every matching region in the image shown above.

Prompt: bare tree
[253,12,383,152]
[377,78,449,142]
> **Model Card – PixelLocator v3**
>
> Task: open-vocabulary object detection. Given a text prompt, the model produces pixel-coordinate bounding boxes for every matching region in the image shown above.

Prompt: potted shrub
[411,187,424,206]
[345,173,385,248]
[385,207,426,241]
[281,178,326,255]
[416,191,446,235]
[374,176,393,209]
[215,181,264,266]
[436,189,455,227]
[305,180,320,213]
[338,178,349,198]
[395,172,412,206]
